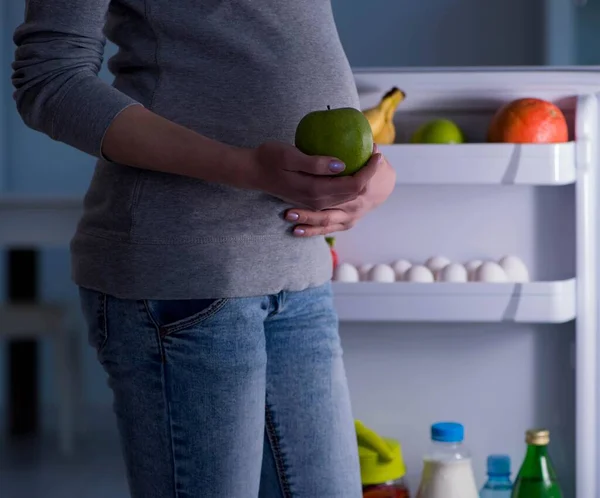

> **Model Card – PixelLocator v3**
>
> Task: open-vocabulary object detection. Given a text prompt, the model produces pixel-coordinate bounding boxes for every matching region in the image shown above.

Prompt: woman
[12,1,395,496]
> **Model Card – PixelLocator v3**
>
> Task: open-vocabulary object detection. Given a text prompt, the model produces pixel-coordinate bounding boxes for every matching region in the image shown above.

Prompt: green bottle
[511,429,563,498]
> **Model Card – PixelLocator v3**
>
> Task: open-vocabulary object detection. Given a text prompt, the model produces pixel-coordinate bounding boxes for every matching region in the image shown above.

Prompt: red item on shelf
[363,483,410,498]
[326,237,339,269]
[487,97,569,143]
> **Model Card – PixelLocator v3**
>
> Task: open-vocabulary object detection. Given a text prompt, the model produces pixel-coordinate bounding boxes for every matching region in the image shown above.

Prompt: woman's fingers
[286,208,355,237]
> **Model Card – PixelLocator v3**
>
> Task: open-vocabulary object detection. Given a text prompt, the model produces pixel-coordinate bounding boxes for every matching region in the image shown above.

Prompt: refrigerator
[331,67,600,498]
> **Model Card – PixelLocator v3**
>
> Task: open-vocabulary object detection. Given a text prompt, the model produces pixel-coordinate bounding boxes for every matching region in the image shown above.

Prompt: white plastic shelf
[333,279,576,323]
[382,142,576,185]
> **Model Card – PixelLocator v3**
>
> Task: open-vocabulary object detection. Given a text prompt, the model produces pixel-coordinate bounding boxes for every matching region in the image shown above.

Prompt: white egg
[333,263,360,282]
[498,255,530,282]
[464,259,483,282]
[404,265,435,283]
[369,264,396,283]
[358,263,374,281]
[475,261,508,283]
[425,256,451,280]
[439,263,468,283]
[391,259,412,281]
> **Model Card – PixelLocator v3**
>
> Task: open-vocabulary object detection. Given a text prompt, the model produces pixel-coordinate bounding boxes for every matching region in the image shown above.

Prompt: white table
[0,195,83,246]
[0,195,83,453]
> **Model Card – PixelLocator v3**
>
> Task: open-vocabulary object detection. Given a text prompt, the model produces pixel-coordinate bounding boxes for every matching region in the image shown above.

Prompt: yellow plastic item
[355,420,407,485]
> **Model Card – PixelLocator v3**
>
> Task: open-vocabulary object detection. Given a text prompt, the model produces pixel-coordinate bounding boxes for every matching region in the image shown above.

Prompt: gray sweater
[12,0,359,299]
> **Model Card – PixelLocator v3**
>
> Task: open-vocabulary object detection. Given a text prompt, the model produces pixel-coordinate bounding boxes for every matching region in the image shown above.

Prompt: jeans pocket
[144,298,229,336]
[79,287,109,354]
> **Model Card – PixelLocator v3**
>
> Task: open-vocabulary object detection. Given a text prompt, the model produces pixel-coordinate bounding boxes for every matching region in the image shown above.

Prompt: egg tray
[332,278,576,324]
[333,256,530,284]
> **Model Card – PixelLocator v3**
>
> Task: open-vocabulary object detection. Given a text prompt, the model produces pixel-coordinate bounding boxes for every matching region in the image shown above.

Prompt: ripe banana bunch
[362,87,406,145]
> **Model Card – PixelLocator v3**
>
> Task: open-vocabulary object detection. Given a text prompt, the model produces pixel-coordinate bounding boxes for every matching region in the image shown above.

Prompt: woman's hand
[245,141,378,211]
[285,146,396,236]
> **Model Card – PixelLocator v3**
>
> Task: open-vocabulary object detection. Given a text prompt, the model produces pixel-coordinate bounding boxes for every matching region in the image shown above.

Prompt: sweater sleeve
[12,0,141,158]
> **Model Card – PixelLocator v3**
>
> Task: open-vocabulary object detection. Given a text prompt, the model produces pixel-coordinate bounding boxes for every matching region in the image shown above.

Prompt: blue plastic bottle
[480,455,513,498]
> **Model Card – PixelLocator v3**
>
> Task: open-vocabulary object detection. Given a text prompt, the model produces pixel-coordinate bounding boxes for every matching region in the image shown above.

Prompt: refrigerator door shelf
[382,142,576,186]
[333,279,576,323]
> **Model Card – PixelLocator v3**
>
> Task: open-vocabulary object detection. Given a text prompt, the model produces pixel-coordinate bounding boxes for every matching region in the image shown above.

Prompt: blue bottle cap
[487,454,511,476]
[431,422,464,443]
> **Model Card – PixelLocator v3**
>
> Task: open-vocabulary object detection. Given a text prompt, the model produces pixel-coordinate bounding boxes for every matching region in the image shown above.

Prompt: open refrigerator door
[334,68,600,498]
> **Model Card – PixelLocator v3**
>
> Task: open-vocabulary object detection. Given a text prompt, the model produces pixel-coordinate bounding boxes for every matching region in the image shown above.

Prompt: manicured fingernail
[373,143,380,153]
[294,228,305,236]
[329,162,345,173]
[286,212,299,221]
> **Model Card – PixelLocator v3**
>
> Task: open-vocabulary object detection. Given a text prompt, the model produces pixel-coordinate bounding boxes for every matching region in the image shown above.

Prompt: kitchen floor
[0,408,129,498]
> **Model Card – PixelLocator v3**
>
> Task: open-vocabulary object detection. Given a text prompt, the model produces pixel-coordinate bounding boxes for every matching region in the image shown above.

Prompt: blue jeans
[79,282,361,498]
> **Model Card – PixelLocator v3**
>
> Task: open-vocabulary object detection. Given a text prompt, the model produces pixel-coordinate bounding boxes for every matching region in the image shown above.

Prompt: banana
[362,87,406,145]
[374,120,396,145]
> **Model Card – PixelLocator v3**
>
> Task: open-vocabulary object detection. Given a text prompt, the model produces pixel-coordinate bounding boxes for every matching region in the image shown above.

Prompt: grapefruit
[487,98,568,143]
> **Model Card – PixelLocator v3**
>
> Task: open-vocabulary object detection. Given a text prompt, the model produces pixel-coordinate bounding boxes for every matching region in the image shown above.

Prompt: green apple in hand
[295,106,374,176]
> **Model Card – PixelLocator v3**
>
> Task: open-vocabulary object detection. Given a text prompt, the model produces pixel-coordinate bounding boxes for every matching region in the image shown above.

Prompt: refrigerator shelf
[381,142,576,185]
[333,278,576,323]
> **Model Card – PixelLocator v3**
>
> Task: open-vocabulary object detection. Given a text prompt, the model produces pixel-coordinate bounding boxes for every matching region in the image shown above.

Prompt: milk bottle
[416,422,479,498]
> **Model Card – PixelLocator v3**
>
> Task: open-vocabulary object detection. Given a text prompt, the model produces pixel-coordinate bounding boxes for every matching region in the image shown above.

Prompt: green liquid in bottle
[511,429,563,498]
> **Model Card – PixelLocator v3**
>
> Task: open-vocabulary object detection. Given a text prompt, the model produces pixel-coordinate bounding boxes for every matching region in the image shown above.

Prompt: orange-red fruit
[487,98,569,144]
